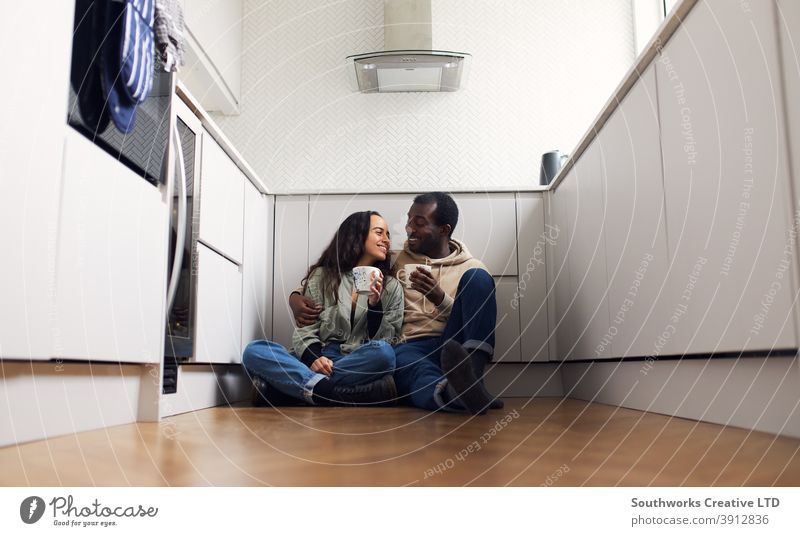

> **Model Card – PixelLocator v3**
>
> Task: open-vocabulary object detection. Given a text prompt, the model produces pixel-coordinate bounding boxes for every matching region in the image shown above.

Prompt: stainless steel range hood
[346,0,471,93]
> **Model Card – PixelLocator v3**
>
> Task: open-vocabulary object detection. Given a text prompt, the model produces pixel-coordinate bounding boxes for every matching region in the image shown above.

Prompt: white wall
[213,0,636,193]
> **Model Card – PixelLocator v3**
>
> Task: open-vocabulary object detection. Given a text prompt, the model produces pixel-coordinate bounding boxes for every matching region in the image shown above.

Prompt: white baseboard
[160,364,251,418]
[560,355,800,438]
[159,362,564,417]
[14,357,789,447]
[486,362,564,397]
[0,361,148,447]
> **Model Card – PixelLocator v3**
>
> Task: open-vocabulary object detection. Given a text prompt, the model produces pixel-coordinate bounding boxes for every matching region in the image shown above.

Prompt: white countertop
[177,82,270,194]
[281,186,549,195]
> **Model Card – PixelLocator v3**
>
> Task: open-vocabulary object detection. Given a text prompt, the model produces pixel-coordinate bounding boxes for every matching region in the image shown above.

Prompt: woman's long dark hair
[302,211,392,303]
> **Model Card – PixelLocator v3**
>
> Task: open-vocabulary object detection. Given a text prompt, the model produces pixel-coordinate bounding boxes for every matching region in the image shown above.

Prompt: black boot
[470,349,505,410]
[251,376,304,407]
[251,376,270,407]
[315,375,398,406]
[440,340,492,415]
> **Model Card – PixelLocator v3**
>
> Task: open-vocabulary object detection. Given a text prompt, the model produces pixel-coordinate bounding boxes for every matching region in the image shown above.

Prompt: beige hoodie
[392,239,487,341]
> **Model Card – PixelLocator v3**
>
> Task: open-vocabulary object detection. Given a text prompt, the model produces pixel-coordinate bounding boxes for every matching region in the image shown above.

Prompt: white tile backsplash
[213,0,635,193]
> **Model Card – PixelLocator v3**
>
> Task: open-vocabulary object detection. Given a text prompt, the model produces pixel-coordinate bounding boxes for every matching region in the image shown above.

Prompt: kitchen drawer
[199,130,245,264]
[195,243,243,364]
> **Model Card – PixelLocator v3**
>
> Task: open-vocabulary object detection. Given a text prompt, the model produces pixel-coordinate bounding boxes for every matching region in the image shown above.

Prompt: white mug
[396,263,432,288]
[352,266,382,294]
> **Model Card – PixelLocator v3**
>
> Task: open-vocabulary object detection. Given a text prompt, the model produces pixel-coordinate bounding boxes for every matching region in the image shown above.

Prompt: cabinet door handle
[166,123,189,314]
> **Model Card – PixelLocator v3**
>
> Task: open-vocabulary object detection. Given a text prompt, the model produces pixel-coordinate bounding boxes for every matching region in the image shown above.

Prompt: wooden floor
[2,398,799,486]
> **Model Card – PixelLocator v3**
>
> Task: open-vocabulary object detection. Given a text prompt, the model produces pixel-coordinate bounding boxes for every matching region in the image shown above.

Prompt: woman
[243,211,404,406]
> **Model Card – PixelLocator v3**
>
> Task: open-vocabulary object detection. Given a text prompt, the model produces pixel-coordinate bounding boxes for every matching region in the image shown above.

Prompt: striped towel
[102,0,155,134]
[119,0,155,103]
[154,0,185,72]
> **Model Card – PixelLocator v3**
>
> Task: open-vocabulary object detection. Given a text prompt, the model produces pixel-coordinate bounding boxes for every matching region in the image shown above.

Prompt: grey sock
[444,382,466,410]
[466,348,504,409]
[469,349,491,379]
[441,340,491,415]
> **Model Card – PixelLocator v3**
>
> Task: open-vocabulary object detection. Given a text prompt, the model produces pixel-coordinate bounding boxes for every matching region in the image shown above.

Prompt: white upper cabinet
[656,0,797,354]
[599,66,672,358]
[0,1,74,359]
[55,130,169,363]
[199,130,245,264]
[516,193,550,361]
[180,0,243,114]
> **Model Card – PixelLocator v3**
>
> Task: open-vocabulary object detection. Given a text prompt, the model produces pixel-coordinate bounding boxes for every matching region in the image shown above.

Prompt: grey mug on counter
[539,150,569,186]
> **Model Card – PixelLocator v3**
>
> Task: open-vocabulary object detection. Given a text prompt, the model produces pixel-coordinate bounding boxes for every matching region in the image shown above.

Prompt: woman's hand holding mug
[367,271,384,307]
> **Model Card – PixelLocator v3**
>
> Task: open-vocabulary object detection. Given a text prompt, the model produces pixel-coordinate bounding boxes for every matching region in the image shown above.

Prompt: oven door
[164,97,203,360]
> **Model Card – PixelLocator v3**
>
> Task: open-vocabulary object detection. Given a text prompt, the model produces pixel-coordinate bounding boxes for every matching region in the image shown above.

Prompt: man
[291,192,501,415]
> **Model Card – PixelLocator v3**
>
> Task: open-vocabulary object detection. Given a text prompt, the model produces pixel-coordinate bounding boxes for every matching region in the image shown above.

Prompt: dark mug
[539,150,569,185]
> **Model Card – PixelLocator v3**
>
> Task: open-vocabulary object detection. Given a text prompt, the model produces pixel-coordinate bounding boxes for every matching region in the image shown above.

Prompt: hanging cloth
[102,0,155,134]
[70,0,110,133]
[154,0,186,72]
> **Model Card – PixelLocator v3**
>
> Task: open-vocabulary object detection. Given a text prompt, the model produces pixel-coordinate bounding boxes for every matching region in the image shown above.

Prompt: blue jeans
[242,340,396,404]
[394,268,497,410]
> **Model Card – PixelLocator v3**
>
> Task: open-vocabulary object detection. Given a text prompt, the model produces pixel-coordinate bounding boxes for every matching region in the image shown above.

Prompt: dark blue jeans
[242,340,395,404]
[393,268,496,410]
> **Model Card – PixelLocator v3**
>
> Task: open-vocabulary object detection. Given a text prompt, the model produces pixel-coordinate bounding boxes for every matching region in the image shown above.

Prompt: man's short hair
[413,192,459,237]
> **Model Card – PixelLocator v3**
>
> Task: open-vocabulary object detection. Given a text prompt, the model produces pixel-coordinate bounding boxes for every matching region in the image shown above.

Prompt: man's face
[405,202,446,256]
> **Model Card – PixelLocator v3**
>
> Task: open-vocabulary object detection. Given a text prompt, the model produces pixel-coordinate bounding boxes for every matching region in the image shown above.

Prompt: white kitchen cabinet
[180,0,242,114]
[599,66,672,358]
[493,277,522,363]
[0,1,74,359]
[195,244,243,363]
[295,193,522,357]
[451,194,519,276]
[54,130,169,363]
[306,193,518,277]
[547,176,575,362]
[199,130,245,264]
[779,0,800,196]
[515,193,550,361]
[558,170,582,361]
[307,194,416,262]
[241,184,273,351]
[564,142,612,360]
[656,0,797,354]
[272,196,310,348]
[778,0,800,341]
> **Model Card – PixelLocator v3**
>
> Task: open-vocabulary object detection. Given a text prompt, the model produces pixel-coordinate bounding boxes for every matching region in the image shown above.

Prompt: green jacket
[292,268,404,357]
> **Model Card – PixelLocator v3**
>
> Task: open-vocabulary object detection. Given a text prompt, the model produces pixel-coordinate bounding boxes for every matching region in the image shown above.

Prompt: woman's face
[362,215,391,264]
